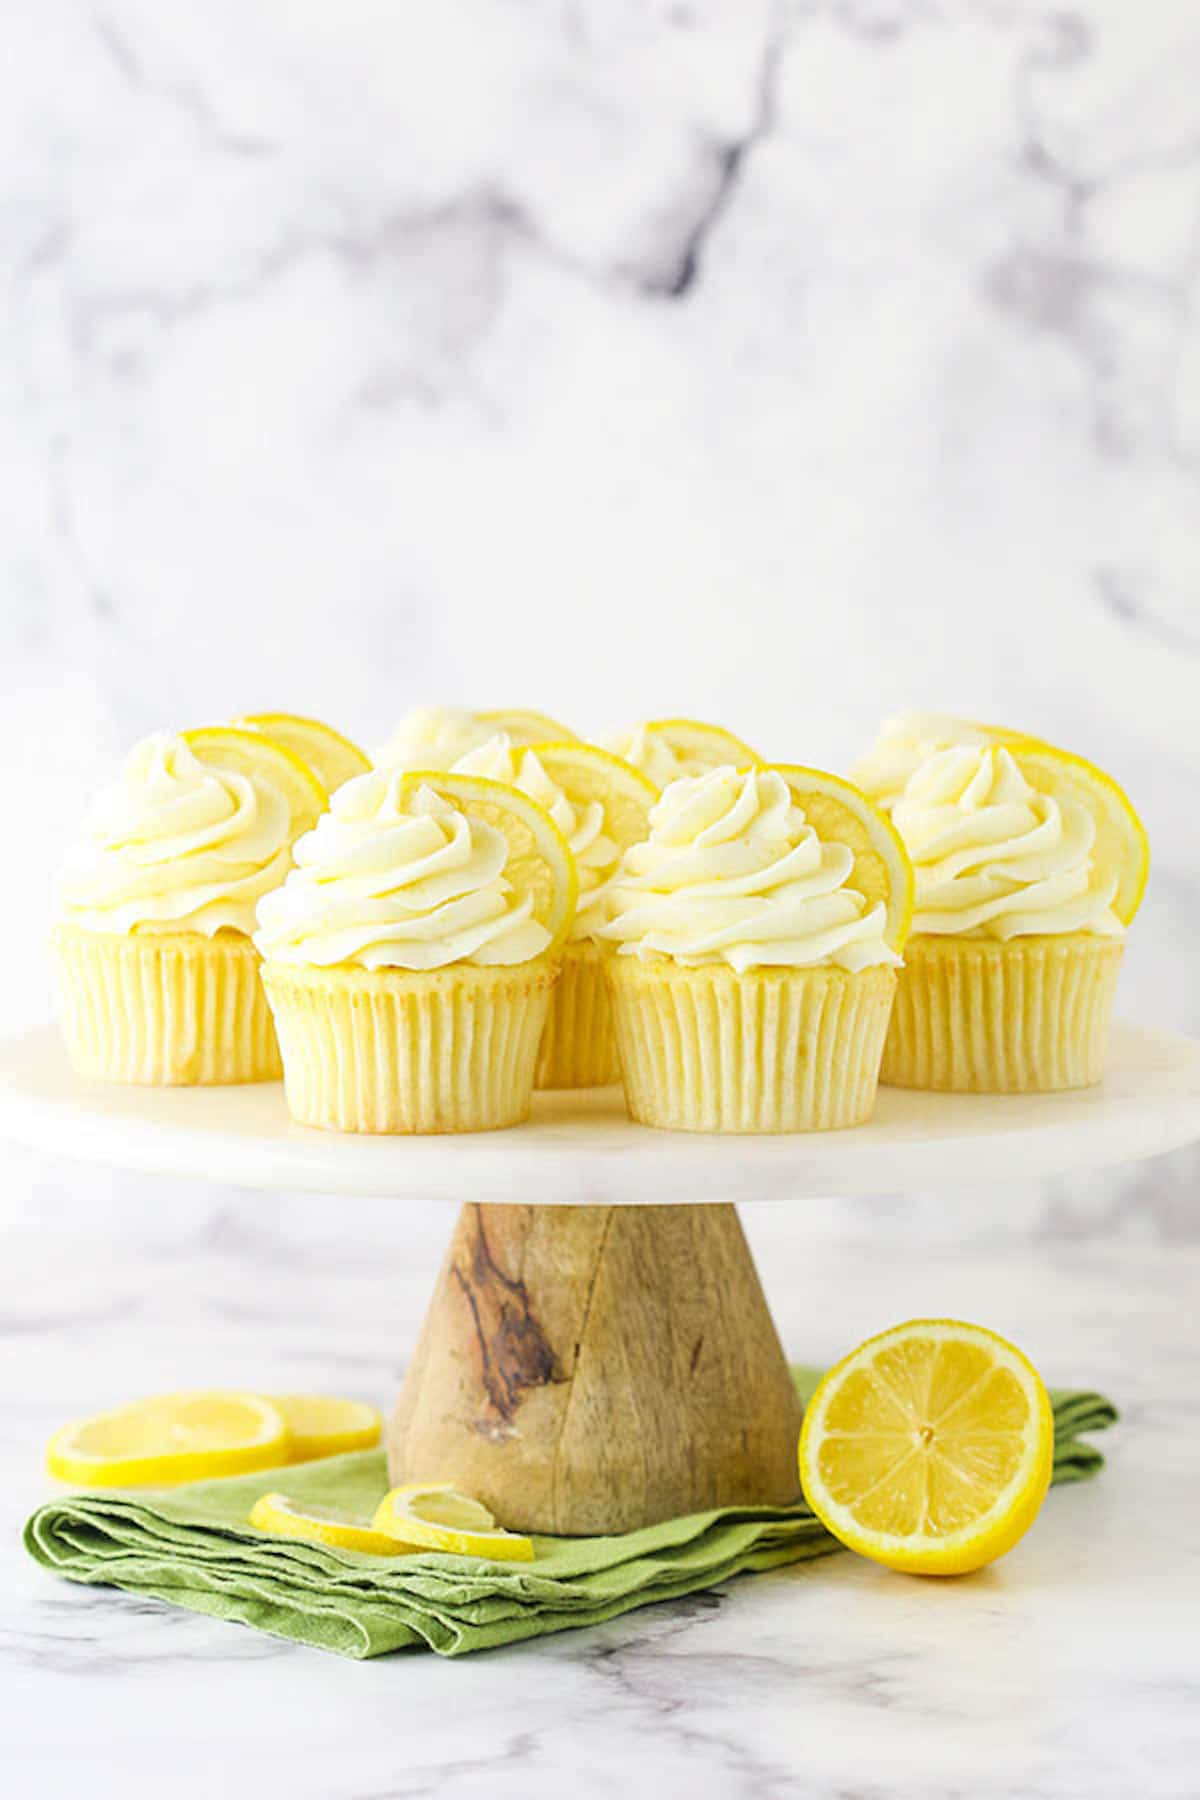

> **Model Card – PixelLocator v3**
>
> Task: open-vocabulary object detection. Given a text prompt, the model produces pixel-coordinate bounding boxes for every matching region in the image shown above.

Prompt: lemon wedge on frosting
[799,1319,1054,1576]
[771,764,914,954]
[47,1392,290,1487]
[372,1483,535,1561]
[249,1492,413,1556]
[235,712,370,795]
[529,741,659,844]
[475,708,579,746]
[182,727,327,838]
[1000,742,1149,926]
[641,717,760,770]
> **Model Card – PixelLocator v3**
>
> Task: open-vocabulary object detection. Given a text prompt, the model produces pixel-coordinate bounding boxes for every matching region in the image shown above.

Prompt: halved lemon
[397,770,578,952]
[641,717,761,771]
[1002,742,1149,925]
[372,1483,534,1561]
[249,1492,413,1556]
[799,1320,1055,1576]
[182,727,327,838]
[272,1394,383,1464]
[771,764,914,954]
[235,712,370,794]
[476,708,579,746]
[47,1392,289,1488]
[529,741,660,847]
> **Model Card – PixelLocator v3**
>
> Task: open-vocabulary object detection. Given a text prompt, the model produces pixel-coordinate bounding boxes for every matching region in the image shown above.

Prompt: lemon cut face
[236,713,370,795]
[47,1392,289,1488]
[372,1483,535,1561]
[1002,743,1149,926]
[475,708,579,746]
[530,742,659,844]
[182,727,327,839]
[643,717,761,770]
[771,764,915,954]
[272,1394,382,1463]
[799,1320,1054,1576]
[249,1492,410,1557]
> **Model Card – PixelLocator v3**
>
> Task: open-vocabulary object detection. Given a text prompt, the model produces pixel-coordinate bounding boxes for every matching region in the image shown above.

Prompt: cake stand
[3,1021,1199,1535]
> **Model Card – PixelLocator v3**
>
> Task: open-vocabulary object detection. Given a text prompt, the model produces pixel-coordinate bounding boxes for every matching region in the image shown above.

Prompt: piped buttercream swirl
[253,769,551,970]
[600,766,899,973]
[851,714,998,812]
[373,706,494,773]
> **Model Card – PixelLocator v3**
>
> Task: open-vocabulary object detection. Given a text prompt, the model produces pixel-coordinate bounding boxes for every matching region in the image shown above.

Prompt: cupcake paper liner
[52,924,280,1086]
[262,957,559,1133]
[881,932,1124,1094]
[536,939,619,1090]
[606,958,896,1133]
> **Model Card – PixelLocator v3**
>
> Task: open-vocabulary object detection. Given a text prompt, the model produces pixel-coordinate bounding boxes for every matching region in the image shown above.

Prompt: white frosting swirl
[373,706,494,773]
[601,766,899,973]
[892,746,1123,939]
[57,733,295,938]
[606,725,697,790]
[452,735,619,942]
[852,714,997,812]
[254,770,552,970]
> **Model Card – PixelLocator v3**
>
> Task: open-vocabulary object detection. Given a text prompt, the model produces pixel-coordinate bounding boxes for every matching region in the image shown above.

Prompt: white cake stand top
[1,1022,1197,1203]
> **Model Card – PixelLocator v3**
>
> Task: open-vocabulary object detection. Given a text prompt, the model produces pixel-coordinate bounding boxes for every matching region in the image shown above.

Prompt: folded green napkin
[24,1370,1116,1658]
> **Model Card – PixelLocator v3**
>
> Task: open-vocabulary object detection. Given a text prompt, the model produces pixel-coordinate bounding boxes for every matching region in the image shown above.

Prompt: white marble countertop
[2,1145,1198,1800]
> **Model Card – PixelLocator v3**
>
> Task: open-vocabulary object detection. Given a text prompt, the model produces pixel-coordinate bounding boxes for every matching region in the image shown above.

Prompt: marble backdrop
[2,0,1198,1241]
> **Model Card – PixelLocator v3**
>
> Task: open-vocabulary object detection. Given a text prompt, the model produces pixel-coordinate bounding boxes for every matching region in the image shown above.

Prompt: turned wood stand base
[387,1202,803,1535]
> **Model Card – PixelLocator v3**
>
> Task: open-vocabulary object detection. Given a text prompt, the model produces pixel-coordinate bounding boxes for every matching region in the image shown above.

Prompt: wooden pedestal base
[387,1202,803,1536]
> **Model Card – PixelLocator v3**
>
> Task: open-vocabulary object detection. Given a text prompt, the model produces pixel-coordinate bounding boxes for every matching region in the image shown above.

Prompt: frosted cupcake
[255,769,576,1132]
[851,713,1038,813]
[881,743,1146,1092]
[53,729,326,1084]
[601,765,910,1132]
[607,717,760,790]
[375,706,576,772]
[453,734,657,1087]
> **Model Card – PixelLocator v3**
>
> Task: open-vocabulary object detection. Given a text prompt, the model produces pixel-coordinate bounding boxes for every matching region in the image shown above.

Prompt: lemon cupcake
[375,705,577,772]
[54,729,326,1084]
[607,717,760,790]
[255,769,576,1132]
[601,764,911,1132]
[881,742,1148,1092]
[453,734,657,1087]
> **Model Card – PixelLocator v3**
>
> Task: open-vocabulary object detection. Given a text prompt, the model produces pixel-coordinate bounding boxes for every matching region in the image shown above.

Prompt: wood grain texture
[388,1202,803,1534]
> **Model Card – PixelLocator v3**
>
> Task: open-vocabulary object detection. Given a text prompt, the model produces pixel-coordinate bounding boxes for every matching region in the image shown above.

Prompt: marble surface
[2,1164,1199,1799]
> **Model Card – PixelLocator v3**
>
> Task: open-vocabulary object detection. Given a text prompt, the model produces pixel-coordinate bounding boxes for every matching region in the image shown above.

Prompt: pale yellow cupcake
[54,729,326,1085]
[600,764,912,1133]
[255,769,576,1133]
[452,735,657,1088]
[879,741,1148,1092]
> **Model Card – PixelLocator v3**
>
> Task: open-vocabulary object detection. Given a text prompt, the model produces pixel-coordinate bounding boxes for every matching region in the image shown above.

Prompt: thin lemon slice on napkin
[799,1320,1054,1575]
[529,741,660,841]
[250,1492,412,1556]
[397,770,579,953]
[235,712,371,794]
[47,1392,289,1488]
[372,1483,535,1561]
[272,1394,383,1464]
[1002,742,1149,925]
[182,726,327,838]
[475,707,579,745]
[771,764,915,954]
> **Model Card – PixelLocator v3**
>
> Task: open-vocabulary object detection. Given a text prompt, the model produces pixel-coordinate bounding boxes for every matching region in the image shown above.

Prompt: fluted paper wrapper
[536,939,619,1089]
[52,924,280,1085]
[607,958,896,1133]
[882,932,1124,1093]
[262,957,558,1133]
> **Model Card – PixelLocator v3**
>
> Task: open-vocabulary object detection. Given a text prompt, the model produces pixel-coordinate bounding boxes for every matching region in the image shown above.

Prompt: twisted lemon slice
[250,1492,412,1556]
[372,1483,534,1561]
[772,764,914,954]
[182,727,327,838]
[397,770,579,952]
[47,1392,289,1487]
[475,707,579,745]
[799,1320,1054,1575]
[236,712,370,794]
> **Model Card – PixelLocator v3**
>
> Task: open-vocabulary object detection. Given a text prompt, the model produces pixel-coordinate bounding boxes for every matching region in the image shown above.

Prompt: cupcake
[601,764,911,1132]
[53,728,326,1084]
[607,717,760,790]
[375,705,576,772]
[452,735,657,1087]
[880,742,1148,1092]
[255,769,577,1132]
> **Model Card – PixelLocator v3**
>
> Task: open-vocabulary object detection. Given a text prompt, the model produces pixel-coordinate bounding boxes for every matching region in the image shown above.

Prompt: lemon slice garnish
[799,1319,1055,1576]
[182,726,327,838]
[396,770,579,953]
[371,1482,535,1561]
[249,1492,412,1556]
[770,764,914,954]
[1000,742,1149,926]
[641,716,761,770]
[272,1394,383,1464]
[235,713,371,794]
[47,1392,289,1488]
[528,741,659,846]
[475,708,579,746]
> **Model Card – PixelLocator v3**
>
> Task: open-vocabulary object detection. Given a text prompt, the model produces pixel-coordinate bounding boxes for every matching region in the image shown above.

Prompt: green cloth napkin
[24,1370,1116,1659]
